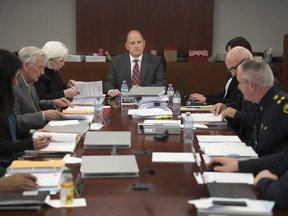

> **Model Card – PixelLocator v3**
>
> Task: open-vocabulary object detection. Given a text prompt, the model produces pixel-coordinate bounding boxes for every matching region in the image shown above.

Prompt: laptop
[125,86,166,97]
[80,155,139,178]
[192,147,256,199]
[83,131,131,149]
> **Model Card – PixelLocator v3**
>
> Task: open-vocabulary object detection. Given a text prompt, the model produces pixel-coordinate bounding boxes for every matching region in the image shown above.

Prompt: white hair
[18,46,45,63]
[42,41,68,68]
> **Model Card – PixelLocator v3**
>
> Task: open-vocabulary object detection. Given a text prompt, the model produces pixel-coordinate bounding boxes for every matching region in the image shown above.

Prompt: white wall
[1,0,287,60]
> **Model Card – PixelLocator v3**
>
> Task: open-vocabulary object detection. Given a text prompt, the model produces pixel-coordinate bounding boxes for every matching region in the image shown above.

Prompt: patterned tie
[132,59,140,86]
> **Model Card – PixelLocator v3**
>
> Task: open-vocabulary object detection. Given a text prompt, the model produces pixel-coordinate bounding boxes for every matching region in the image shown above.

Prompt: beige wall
[0,0,287,60]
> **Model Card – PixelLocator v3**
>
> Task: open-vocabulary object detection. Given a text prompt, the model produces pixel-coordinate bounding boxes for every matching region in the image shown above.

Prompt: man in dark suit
[208,148,288,210]
[13,46,71,136]
[103,30,167,97]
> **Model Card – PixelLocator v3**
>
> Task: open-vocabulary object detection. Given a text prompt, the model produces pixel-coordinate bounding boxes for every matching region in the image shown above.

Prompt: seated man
[103,29,167,97]
[231,59,288,156]
[14,46,71,136]
[189,36,252,104]
[208,148,288,210]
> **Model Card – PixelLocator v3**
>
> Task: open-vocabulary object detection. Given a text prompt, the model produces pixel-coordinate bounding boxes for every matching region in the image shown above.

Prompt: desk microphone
[130,169,155,191]
[105,51,112,62]
[132,125,150,154]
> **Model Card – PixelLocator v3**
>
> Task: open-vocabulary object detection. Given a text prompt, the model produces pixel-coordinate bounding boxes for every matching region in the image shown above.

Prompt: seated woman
[34,41,80,100]
[0,49,51,170]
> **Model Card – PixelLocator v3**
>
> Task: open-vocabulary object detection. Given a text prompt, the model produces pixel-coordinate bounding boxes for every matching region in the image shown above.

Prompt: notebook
[83,131,131,149]
[192,147,256,199]
[0,191,49,210]
[80,155,139,178]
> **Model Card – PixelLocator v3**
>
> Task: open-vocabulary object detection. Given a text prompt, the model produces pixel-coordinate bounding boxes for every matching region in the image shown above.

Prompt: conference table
[1,101,287,216]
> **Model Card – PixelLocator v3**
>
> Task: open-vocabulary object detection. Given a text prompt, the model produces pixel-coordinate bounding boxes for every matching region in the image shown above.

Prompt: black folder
[0,191,49,210]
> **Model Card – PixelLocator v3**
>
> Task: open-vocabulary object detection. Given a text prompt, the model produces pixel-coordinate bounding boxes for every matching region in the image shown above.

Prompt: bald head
[225,46,253,76]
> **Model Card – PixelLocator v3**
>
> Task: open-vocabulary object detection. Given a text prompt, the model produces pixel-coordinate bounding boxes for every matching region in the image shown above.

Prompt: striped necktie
[132,59,140,86]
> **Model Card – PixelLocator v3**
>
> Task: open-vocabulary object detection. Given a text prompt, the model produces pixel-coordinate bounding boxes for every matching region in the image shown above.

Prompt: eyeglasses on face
[228,58,246,73]
[29,62,45,71]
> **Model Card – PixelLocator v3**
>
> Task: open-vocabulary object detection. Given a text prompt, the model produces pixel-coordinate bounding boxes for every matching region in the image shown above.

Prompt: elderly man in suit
[13,46,71,136]
[104,30,167,97]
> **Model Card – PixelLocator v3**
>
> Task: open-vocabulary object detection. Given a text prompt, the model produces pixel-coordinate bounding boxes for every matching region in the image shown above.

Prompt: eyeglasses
[29,62,45,71]
[228,58,246,73]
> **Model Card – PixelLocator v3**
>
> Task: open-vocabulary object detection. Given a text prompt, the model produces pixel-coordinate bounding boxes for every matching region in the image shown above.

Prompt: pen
[155,116,172,120]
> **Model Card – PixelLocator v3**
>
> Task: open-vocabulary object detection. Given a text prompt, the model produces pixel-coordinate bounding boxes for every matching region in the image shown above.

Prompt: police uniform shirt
[253,86,288,156]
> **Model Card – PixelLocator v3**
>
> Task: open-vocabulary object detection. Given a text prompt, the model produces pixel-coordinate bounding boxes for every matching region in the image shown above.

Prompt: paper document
[196,135,242,143]
[203,145,258,158]
[63,106,94,114]
[128,107,172,118]
[72,80,104,105]
[181,113,222,122]
[48,120,79,126]
[33,132,80,153]
[152,152,195,163]
[194,172,254,184]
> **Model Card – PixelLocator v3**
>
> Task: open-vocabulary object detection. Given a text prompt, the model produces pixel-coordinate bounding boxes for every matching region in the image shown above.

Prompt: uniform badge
[283,103,288,114]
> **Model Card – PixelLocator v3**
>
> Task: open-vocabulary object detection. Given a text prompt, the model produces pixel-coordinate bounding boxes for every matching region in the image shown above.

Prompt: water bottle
[94,96,103,123]
[167,84,174,106]
[183,112,194,144]
[120,80,129,96]
[172,90,181,116]
[60,167,74,204]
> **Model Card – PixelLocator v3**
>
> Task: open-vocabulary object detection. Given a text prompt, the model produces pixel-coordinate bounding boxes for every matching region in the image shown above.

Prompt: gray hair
[42,41,68,68]
[18,46,45,63]
[239,59,274,87]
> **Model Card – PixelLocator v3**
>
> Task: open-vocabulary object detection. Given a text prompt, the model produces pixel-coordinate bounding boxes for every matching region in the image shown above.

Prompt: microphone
[153,130,169,141]
[130,169,155,191]
[105,51,112,62]
[132,124,150,154]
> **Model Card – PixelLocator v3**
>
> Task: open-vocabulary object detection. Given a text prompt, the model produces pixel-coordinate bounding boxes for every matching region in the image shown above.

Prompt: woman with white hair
[34,41,79,100]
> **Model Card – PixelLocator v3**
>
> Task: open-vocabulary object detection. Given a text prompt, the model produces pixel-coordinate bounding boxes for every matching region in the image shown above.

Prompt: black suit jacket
[205,76,240,104]
[103,52,167,93]
[239,148,288,210]
[34,68,66,100]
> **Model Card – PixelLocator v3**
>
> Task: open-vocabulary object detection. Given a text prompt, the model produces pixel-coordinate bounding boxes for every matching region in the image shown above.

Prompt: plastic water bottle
[167,84,174,106]
[60,167,74,204]
[94,96,103,123]
[120,80,129,96]
[183,112,194,144]
[172,90,181,116]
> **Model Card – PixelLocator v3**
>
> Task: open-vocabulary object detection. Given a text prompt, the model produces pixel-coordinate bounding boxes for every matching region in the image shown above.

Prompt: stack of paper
[181,113,227,125]
[202,145,258,160]
[85,55,106,62]
[197,135,258,160]
[138,96,168,109]
[128,107,173,118]
[33,132,80,153]
[65,55,85,62]
[72,81,104,105]
[6,160,65,193]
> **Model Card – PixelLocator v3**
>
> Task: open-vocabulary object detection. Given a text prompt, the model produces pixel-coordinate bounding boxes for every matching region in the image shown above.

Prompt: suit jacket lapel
[139,53,148,85]
[124,54,132,88]
[17,76,41,111]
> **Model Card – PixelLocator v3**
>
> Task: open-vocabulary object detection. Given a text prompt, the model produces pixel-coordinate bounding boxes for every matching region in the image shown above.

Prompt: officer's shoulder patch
[274,94,286,105]
[283,103,288,114]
